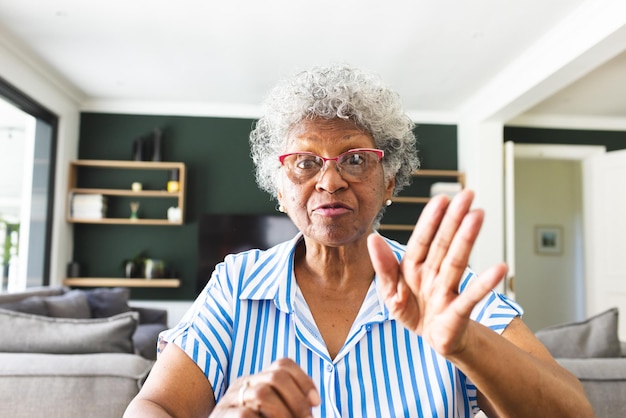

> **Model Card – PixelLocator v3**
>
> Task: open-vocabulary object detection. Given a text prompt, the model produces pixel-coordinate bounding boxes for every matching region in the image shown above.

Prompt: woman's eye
[296,156,321,170]
[345,153,365,165]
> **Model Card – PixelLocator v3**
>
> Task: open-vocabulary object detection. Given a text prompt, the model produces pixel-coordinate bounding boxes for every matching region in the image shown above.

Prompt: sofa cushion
[0,286,65,304]
[0,296,48,316]
[0,352,153,418]
[84,287,131,318]
[535,308,621,358]
[133,323,168,360]
[0,308,138,354]
[557,358,626,418]
[43,289,92,318]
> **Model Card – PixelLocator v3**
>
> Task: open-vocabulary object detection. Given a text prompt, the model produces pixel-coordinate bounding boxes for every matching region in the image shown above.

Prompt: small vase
[151,128,162,161]
[124,260,139,278]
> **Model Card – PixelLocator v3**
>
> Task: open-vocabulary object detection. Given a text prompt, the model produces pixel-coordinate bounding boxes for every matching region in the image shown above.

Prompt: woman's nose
[315,161,348,193]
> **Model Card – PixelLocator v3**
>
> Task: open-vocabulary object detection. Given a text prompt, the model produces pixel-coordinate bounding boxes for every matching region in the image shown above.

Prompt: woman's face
[277,118,394,247]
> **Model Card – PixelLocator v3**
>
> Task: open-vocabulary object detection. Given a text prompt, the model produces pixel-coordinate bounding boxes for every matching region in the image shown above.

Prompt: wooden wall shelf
[67,159,186,225]
[63,278,181,288]
[66,159,187,288]
[379,169,465,232]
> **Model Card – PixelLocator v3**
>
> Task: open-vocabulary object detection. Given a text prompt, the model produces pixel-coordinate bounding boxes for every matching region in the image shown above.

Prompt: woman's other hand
[212,358,320,417]
[368,189,507,357]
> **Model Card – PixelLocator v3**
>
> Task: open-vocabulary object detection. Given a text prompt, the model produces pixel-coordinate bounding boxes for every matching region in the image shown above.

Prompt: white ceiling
[0,0,625,129]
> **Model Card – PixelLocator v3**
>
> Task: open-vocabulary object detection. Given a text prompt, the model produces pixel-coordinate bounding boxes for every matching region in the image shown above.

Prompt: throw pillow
[0,295,48,316]
[84,287,131,318]
[535,307,621,358]
[0,308,138,354]
[43,290,92,319]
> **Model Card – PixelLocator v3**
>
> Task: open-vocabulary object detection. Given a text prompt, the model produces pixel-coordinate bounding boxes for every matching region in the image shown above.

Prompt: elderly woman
[125,65,592,417]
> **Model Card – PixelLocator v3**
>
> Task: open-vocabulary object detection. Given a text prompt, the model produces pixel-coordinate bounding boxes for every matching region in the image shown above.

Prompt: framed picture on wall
[535,225,563,255]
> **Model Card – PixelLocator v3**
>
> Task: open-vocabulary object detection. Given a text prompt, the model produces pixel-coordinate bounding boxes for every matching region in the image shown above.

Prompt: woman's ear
[384,177,395,201]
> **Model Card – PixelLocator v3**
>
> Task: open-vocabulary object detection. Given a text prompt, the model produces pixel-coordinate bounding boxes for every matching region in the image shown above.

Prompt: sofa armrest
[0,353,153,418]
[558,358,626,418]
[0,286,67,304]
[131,306,167,325]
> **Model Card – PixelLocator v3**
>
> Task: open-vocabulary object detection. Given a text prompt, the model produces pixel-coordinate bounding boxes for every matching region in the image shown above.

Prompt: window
[0,76,57,291]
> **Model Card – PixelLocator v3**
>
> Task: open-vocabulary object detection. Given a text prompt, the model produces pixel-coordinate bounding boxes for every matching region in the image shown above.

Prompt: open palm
[368,190,507,357]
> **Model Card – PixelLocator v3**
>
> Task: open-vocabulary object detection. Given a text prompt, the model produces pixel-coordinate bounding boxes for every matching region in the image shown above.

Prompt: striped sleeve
[460,268,524,333]
[159,253,244,399]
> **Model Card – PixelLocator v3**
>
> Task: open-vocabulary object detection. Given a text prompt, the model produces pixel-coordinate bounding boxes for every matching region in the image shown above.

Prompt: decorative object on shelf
[131,182,142,192]
[66,261,81,278]
[130,202,140,220]
[131,127,164,162]
[167,206,182,223]
[122,252,170,279]
[167,169,180,192]
[151,128,162,161]
[132,136,144,161]
[70,194,107,219]
[535,225,563,255]
[144,258,167,279]
[123,260,140,278]
[123,251,146,278]
[430,182,463,198]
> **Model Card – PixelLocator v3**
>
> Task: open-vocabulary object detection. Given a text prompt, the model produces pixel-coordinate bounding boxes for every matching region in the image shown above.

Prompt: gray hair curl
[249,64,420,200]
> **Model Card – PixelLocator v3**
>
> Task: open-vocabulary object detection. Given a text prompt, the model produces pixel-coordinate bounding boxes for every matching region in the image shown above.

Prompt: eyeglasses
[278,148,384,183]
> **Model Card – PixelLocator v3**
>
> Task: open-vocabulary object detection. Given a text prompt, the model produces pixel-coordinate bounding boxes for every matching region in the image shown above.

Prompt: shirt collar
[238,232,404,319]
[238,232,302,313]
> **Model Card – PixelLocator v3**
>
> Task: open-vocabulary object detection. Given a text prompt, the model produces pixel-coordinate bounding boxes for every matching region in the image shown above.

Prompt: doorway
[504,143,605,332]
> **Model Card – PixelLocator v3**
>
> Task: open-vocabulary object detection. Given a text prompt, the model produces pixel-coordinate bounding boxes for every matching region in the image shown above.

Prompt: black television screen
[196,213,300,293]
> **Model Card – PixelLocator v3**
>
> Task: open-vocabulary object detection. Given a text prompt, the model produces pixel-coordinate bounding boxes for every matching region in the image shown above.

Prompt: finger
[368,233,421,329]
[452,262,508,318]
[242,382,292,417]
[423,190,475,277]
[437,209,484,292]
[270,358,320,408]
[245,359,318,417]
[403,194,450,270]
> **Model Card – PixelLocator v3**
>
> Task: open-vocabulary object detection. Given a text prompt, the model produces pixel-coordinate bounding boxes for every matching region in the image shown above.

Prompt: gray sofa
[0,286,167,418]
[536,308,626,418]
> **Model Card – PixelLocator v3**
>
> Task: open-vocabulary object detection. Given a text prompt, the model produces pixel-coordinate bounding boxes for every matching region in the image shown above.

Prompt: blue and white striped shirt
[161,233,523,417]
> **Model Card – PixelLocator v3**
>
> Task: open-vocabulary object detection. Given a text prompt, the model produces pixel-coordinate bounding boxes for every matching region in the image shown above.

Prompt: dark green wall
[504,126,626,151]
[76,113,457,299]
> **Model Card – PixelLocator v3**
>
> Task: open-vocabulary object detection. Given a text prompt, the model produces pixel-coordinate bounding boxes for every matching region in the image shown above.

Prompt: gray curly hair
[250,64,420,200]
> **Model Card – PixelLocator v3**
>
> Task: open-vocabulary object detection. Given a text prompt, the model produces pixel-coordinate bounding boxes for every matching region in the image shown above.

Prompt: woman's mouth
[313,203,351,217]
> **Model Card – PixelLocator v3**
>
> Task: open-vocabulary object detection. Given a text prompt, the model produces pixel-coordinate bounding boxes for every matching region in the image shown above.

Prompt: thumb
[367,233,400,299]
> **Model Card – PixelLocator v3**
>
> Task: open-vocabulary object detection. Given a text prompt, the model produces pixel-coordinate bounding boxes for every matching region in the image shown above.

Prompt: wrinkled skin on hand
[211,358,320,418]
[368,190,507,357]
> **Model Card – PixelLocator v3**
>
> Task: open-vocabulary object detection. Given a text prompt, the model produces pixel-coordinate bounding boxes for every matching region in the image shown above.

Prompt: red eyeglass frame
[278,148,384,165]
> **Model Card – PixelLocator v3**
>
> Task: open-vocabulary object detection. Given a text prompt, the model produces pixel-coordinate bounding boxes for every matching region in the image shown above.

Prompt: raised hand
[212,358,320,417]
[368,189,507,357]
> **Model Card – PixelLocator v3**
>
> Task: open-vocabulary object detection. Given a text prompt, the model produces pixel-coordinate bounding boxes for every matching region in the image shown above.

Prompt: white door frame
[505,143,606,313]
[512,144,606,161]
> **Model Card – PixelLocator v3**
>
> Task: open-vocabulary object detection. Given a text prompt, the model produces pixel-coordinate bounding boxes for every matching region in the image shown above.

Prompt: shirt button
[326,364,334,372]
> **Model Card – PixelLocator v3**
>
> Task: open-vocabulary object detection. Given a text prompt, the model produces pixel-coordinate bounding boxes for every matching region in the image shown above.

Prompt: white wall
[514,159,585,331]
[0,34,82,286]
[457,121,506,292]
[130,299,194,328]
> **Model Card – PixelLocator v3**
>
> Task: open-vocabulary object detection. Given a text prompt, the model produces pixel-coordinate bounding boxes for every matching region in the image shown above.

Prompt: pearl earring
[277,204,285,213]
[385,199,392,207]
